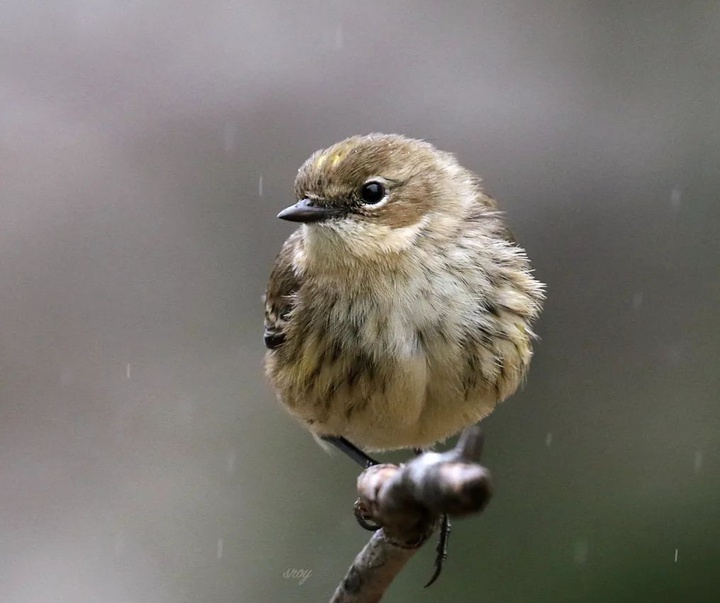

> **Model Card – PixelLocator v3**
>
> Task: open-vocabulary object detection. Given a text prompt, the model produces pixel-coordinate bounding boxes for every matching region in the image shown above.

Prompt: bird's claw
[424,514,451,588]
[354,498,382,531]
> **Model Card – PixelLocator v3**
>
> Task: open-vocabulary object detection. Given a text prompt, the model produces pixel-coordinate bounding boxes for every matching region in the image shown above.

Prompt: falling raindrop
[574,540,589,565]
[335,24,344,49]
[694,449,703,474]
[674,548,679,563]
[114,532,125,555]
[545,432,553,447]
[223,122,237,153]
[126,363,131,380]
[664,345,683,366]
[177,399,195,425]
[670,187,682,209]
[226,451,237,474]
[632,292,643,310]
[60,368,74,387]
[258,176,264,197]
[217,538,224,559]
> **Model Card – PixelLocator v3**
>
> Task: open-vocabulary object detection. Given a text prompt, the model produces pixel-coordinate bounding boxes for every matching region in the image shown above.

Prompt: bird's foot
[424,514,451,587]
[353,498,382,531]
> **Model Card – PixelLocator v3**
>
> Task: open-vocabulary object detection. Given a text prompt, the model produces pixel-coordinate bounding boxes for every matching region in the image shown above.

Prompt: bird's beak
[277,199,343,223]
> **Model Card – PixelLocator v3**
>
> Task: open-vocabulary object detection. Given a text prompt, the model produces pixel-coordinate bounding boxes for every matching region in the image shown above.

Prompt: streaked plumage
[264,134,544,451]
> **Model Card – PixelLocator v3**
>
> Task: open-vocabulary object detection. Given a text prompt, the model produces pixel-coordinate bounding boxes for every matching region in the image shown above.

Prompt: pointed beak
[277,198,343,223]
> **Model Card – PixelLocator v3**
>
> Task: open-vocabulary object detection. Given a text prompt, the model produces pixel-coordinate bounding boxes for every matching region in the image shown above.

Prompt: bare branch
[329,426,492,603]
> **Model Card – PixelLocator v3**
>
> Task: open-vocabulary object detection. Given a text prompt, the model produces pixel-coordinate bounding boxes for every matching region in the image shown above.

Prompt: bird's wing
[264,229,302,350]
[470,183,517,244]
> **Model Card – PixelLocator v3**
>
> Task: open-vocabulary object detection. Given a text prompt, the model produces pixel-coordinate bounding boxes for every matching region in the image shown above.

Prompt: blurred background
[1,1,718,602]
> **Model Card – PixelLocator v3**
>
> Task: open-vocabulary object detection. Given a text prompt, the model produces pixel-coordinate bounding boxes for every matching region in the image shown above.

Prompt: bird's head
[278,134,477,263]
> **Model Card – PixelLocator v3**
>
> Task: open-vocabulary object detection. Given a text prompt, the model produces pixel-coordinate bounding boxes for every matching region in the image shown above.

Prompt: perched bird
[264,133,544,458]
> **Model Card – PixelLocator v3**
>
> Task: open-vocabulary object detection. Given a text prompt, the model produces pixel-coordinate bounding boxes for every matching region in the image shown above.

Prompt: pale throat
[297,217,429,274]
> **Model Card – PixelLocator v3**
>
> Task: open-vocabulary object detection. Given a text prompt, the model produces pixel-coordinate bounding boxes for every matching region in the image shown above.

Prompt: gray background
[1,1,719,602]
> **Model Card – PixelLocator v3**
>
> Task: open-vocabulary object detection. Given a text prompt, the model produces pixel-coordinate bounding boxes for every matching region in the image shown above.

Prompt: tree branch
[329,426,492,603]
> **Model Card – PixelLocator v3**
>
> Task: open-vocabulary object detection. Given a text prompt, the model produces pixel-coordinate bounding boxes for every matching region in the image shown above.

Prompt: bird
[263,134,544,585]
[264,133,544,458]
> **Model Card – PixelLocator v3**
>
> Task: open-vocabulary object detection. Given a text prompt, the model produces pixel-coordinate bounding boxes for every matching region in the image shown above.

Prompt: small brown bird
[264,133,544,460]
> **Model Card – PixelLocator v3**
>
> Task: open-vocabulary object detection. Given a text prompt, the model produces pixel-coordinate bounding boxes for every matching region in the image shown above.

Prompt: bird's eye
[360,181,386,205]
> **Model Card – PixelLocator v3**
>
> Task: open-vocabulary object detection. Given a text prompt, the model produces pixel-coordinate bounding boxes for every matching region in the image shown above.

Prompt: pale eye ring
[359,181,386,205]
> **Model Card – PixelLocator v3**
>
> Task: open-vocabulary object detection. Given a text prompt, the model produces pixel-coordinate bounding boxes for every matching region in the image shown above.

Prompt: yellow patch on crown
[314,153,327,169]
[312,146,350,173]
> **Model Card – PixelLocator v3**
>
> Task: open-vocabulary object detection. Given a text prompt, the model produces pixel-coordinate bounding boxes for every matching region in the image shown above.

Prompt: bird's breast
[269,244,534,450]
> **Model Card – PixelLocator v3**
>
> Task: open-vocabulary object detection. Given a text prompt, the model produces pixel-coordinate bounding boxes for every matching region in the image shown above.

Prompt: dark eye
[360,181,386,205]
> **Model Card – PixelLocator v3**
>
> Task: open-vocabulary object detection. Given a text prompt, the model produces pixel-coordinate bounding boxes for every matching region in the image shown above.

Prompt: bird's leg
[320,435,379,468]
[425,514,451,587]
[320,435,382,531]
[413,447,451,587]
